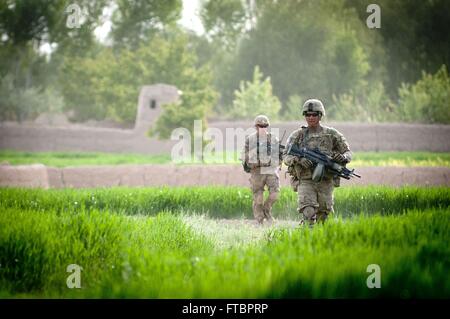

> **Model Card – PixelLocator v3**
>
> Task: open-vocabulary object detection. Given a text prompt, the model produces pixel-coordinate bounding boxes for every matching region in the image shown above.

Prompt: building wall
[1,83,450,154]
[1,121,449,154]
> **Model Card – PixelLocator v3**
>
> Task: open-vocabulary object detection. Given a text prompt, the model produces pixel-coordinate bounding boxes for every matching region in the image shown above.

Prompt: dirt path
[180,214,299,249]
[1,164,449,188]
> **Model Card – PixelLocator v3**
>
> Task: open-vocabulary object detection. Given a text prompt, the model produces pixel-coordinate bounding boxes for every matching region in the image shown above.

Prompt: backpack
[243,132,272,173]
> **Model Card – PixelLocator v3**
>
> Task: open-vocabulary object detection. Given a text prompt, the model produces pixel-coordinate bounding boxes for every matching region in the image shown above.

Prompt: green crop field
[1,150,449,167]
[0,186,449,298]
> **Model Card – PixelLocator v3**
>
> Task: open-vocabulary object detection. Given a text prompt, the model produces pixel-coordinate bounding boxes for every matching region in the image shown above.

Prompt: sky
[178,0,205,34]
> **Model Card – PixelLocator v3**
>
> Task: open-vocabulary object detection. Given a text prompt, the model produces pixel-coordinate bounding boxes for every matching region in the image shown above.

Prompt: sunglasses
[304,113,319,117]
[256,124,268,128]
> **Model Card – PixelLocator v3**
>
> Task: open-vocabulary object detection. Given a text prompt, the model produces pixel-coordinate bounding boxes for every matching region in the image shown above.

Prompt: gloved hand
[332,153,348,164]
[299,157,314,169]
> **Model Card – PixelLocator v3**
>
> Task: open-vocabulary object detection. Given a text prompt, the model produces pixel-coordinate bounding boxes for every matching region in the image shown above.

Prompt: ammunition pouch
[333,175,341,187]
[258,159,272,167]
[242,161,251,173]
[287,165,300,192]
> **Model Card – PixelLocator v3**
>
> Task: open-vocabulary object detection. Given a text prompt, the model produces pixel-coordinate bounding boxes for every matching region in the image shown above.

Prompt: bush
[0,74,65,122]
[280,94,304,121]
[60,31,218,131]
[228,66,281,120]
[396,65,450,124]
[329,82,394,122]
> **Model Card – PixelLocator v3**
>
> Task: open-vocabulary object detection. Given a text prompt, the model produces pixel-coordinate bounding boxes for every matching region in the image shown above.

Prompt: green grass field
[1,150,449,167]
[0,186,449,298]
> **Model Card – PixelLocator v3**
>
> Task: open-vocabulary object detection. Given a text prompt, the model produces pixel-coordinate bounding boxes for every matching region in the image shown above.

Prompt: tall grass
[351,151,450,167]
[1,186,448,298]
[0,150,171,167]
[1,186,449,219]
[0,209,213,297]
[0,208,448,298]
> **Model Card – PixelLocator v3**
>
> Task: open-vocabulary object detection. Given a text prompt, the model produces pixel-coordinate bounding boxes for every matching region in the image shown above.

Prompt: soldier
[283,99,352,227]
[241,115,282,225]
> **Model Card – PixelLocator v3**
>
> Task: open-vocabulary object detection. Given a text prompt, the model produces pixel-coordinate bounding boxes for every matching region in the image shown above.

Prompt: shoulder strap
[295,127,309,147]
[256,132,260,166]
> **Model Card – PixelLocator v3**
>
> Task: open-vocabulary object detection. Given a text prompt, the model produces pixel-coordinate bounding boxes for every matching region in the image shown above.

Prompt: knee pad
[302,206,316,220]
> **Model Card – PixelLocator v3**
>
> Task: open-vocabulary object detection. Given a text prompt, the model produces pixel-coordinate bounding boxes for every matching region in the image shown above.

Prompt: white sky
[179,0,205,34]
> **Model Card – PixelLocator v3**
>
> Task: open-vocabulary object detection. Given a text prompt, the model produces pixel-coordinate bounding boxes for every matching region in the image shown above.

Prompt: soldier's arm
[332,130,352,163]
[283,131,300,166]
[240,136,249,163]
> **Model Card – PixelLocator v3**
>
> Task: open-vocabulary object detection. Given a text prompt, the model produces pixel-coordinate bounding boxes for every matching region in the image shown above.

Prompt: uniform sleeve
[333,130,352,163]
[283,131,300,166]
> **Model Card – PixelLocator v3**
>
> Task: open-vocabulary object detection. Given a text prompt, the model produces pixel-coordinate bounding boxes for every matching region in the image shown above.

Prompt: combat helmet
[302,99,325,117]
[254,115,270,127]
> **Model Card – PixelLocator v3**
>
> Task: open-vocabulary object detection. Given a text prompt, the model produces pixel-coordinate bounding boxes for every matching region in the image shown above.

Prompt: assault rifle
[280,143,361,180]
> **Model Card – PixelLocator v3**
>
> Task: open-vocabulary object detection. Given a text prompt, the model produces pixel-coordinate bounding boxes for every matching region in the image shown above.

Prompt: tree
[281,94,304,121]
[0,0,109,121]
[60,31,218,136]
[204,0,376,115]
[345,0,450,97]
[329,82,393,122]
[229,66,281,120]
[110,0,182,49]
[200,0,249,50]
[396,65,450,124]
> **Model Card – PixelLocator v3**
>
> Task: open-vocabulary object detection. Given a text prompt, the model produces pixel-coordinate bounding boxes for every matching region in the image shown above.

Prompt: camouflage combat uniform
[284,125,352,225]
[242,130,282,224]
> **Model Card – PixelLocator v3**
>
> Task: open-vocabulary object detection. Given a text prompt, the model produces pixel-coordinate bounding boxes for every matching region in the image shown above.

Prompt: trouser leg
[263,174,280,223]
[263,191,279,222]
[253,191,265,224]
[250,173,266,224]
[317,179,334,224]
[298,180,319,228]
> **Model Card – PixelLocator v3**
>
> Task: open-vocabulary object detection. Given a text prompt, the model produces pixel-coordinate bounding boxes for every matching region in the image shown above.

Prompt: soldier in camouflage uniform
[283,99,352,227]
[241,115,282,225]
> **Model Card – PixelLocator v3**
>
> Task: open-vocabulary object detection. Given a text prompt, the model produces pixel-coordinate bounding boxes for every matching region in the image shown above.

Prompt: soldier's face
[257,127,268,134]
[304,112,320,127]
[256,125,268,134]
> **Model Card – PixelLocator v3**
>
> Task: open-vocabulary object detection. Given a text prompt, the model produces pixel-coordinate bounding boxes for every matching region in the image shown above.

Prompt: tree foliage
[345,0,450,97]
[60,31,217,134]
[0,0,109,121]
[1,0,449,126]
[212,0,373,114]
[111,0,182,49]
[229,66,281,120]
[396,65,450,124]
[200,0,249,49]
[330,82,393,122]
